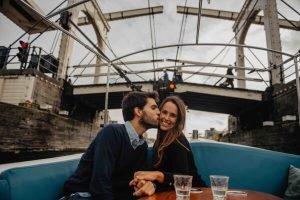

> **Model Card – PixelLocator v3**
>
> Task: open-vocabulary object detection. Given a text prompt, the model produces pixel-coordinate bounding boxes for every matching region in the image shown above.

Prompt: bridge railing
[67,43,296,92]
[282,54,300,83]
[0,46,59,79]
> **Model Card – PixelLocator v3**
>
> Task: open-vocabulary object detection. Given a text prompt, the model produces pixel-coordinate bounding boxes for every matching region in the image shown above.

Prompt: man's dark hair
[122,91,159,121]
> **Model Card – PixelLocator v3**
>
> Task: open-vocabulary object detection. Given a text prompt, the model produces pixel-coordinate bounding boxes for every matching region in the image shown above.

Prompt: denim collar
[125,121,145,150]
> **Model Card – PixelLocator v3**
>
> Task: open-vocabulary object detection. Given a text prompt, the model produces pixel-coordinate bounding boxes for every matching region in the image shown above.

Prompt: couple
[61,91,206,200]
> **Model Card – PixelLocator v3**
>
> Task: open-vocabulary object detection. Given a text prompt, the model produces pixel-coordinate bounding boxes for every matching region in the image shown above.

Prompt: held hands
[129,179,156,197]
[129,171,160,197]
[129,171,165,197]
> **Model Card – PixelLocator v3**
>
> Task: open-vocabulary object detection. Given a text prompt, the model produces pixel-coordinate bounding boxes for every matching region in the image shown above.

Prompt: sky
[1,0,299,137]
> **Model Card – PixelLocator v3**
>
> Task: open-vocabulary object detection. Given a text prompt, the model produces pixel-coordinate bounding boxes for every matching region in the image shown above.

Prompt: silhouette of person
[163,69,169,83]
[174,69,183,83]
[220,67,234,88]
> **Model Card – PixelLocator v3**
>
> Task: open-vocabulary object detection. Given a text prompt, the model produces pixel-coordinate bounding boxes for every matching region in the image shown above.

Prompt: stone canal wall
[220,121,300,155]
[0,102,99,159]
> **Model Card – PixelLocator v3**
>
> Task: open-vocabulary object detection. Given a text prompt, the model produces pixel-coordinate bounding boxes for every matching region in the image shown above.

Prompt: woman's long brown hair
[153,96,190,168]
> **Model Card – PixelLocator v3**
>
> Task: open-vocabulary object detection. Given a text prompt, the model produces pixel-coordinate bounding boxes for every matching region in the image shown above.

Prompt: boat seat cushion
[284,165,300,200]
[0,179,10,200]
[0,158,79,200]
[189,142,300,197]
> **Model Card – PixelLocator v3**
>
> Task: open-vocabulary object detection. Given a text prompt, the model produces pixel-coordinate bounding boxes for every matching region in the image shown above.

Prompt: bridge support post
[262,0,283,85]
[57,0,109,83]
[233,0,283,88]
[235,43,246,88]
[57,0,80,82]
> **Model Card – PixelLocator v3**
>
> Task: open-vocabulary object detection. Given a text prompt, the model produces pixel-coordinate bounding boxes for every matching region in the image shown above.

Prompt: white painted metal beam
[166,59,269,72]
[70,69,264,83]
[71,59,164,68]
[78,6,163,25]
[173,70,263,82]
[70,68,263,82]
[24,0,45,14]
[0,0,55,34]
[177,6,299,30]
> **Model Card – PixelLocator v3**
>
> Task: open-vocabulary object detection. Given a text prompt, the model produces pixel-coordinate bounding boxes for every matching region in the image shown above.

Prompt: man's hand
[129,178,146,190]
[132,181,156,197]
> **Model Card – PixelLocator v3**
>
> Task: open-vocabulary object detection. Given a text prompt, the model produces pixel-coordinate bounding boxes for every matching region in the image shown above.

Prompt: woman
[131,96,206,194]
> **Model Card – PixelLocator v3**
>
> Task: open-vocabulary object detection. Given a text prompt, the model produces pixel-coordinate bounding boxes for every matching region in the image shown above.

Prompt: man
[62,91,160,200]
[219,68,234,88]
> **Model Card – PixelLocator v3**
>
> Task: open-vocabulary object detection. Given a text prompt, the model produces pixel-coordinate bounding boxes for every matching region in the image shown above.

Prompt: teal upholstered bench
[0,155,81,200]
[189,141,300,197]
[1,141,300,200]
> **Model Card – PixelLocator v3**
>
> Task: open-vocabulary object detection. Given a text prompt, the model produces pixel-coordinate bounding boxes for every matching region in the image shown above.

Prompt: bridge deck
[73,82,263,115]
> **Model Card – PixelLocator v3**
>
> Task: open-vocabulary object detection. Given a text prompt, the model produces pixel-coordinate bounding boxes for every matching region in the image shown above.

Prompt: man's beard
[139,112,158,130]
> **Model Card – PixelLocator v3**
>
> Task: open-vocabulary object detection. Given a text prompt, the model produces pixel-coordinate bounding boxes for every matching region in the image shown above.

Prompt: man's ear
[133,107,142,118]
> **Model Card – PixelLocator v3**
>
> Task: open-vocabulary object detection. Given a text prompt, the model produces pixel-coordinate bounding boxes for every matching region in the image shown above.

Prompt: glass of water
[173,175,193,200]
[210,175,229,200]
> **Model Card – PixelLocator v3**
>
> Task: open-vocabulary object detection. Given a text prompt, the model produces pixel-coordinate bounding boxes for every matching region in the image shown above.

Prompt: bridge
[0,0,299,127]
[72,81,263,114]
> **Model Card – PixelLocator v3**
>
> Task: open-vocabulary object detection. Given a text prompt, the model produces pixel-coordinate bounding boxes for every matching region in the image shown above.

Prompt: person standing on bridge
[163,69,169,83]
[219,67,234,88]
[130,96,206,193]
[61,91,160,200]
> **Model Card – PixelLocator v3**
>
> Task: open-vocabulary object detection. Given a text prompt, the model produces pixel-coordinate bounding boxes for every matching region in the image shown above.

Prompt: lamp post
[104,62,111,125]
[294,55,300,127]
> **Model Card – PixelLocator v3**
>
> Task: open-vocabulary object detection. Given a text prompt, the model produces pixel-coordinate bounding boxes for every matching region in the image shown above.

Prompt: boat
[0,0,300,164]
[0,141,299,200]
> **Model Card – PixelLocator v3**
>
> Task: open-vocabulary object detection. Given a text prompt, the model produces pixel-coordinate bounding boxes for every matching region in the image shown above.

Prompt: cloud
[185,110,227,134]
[281,31,300,54]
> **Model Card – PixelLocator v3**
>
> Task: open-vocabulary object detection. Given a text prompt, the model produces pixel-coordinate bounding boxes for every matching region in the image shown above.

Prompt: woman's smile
[159,102,178,131]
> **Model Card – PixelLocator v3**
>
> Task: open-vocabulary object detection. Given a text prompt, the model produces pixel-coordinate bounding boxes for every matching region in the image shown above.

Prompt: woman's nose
[164,114,170,120]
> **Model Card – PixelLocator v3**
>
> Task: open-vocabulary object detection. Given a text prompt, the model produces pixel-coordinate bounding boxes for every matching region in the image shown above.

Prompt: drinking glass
[173,175,193,200]
[210,175,229,200]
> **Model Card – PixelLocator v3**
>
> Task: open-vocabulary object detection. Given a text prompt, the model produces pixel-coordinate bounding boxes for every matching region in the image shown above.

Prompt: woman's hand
[129,171,162,196]
[129,178,146,190]
[132,180,156,197]
[133,171,164,182]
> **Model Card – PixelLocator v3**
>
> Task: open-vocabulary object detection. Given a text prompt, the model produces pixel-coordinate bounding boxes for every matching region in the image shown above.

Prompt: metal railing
[0,46,59,79]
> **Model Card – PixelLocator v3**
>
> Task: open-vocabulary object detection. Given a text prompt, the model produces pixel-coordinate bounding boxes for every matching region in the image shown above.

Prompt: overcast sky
[1,0,299,136]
